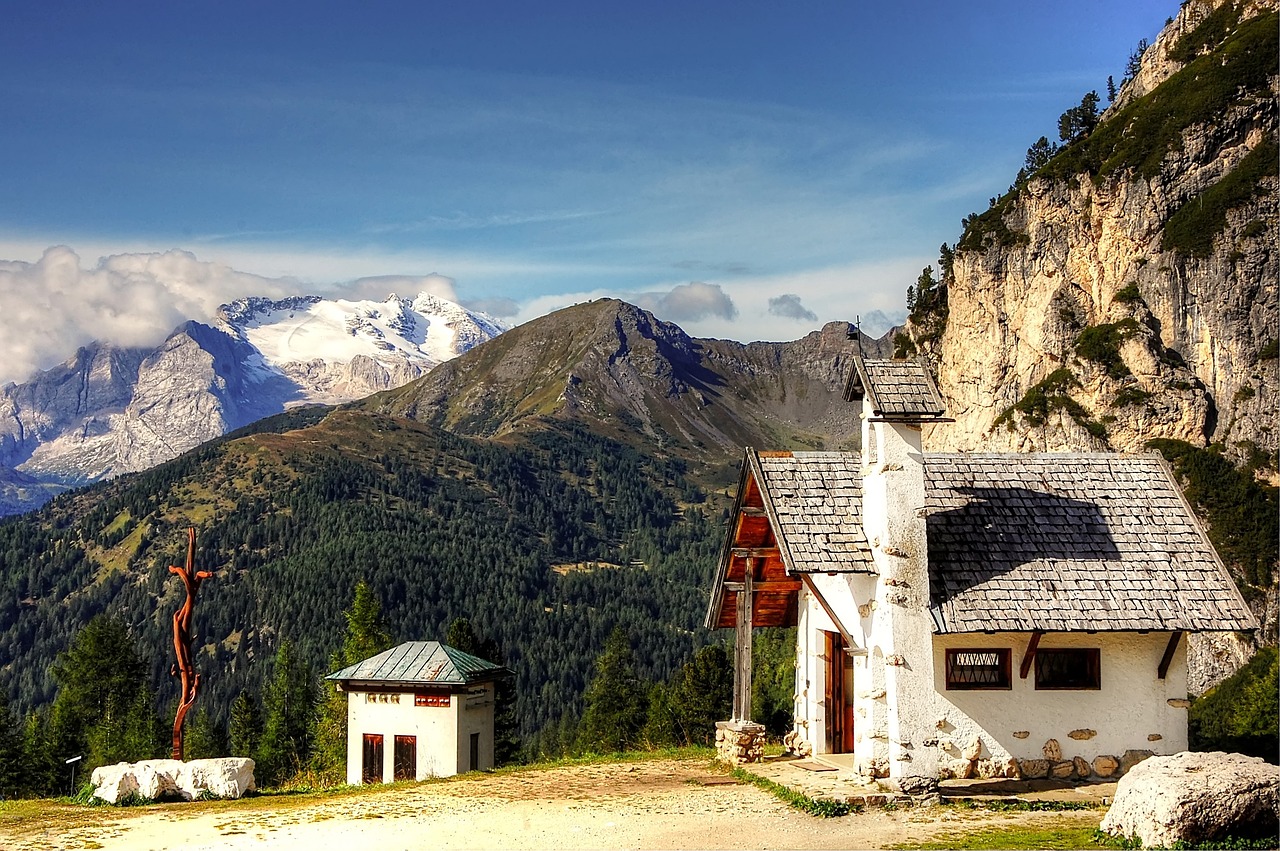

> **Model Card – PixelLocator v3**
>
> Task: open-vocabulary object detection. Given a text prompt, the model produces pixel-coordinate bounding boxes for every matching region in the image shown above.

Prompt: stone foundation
[715,720,766,765]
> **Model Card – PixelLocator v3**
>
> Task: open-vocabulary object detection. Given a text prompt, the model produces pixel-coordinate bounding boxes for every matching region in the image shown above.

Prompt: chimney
[845,353,948,789]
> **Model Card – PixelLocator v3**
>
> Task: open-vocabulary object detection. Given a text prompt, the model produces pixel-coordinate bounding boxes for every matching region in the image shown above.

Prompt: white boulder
[1100,751,1280,848]
[177,758,257,799]
[88,763,140,804]
[90,758,256,803]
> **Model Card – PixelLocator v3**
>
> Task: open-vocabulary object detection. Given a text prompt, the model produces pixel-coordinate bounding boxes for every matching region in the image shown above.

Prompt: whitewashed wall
[344,683,496,784]
[931,631,1189,766]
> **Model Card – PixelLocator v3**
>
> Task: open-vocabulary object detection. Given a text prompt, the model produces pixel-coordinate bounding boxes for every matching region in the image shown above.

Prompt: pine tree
[312,582,393,781]
[578,626,647,754]
[47,614,150,775]
[670,645,732,746]
[258,640,317,787]
[445,617,479,655]
[184,708,227,760]
[341,580,393,665]
[20,711,56,797]
[229,690,262,759]
[0,694,22,799]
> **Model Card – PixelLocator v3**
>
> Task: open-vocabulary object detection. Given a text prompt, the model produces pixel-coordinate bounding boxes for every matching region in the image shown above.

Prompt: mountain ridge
[0,291,506,514]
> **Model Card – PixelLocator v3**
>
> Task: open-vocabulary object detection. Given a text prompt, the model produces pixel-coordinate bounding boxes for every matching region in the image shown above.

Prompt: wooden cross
[170,527,213,761]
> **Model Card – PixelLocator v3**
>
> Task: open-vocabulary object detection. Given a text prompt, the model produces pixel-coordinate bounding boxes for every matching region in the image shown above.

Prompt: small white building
[326,641,509,784]
[706,354,1258,789]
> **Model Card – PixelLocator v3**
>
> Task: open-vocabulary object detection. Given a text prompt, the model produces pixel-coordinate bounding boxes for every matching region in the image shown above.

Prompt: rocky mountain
[901,0,1276,468]
[0,292,505,514]
[367,299,889,478]
[0,299,883,738]
[893,0,1278,669]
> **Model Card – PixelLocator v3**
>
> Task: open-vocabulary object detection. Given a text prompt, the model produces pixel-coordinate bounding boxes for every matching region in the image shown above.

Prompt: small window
[415,692,450,707]
[945,649,1011,689]
[1035,648,1100,690]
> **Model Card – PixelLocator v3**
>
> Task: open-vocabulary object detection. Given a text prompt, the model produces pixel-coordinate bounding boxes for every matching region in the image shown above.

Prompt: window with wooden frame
[945,648,1011,689]
[1035,648,1101,690]
[415,692,450,707]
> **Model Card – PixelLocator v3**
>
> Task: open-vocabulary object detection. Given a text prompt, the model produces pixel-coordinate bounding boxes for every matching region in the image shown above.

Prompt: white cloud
[632,281,737,323]
[768,294,818,322]
[0,246,292,385]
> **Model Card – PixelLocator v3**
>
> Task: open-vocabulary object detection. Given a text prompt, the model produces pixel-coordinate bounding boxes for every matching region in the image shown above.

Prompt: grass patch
[889,822,1127,850]
[730,767,858,817]
[1162,139,1278,258]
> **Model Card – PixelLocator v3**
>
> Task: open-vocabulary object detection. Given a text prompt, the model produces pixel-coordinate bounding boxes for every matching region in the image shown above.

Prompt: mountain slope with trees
[0,299,877,785]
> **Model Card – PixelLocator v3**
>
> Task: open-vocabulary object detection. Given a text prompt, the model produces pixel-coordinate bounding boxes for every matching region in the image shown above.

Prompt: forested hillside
[0,299,875,778]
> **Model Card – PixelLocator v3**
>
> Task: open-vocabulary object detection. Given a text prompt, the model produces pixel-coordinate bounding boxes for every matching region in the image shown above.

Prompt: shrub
[1189,647,1278,762]
[1147,439,1279,591]
[1113,284,1143,304]
[994,368,1105,440]
[1076,320,1141,379]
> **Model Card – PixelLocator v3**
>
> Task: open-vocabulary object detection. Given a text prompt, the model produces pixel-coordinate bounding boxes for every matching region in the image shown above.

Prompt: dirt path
[3,758,1099,850]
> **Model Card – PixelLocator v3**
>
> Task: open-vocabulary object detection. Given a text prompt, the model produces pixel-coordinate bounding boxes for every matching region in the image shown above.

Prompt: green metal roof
[325,641,507,686]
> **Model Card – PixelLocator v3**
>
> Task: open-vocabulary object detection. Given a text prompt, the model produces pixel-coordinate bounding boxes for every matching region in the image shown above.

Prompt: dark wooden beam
[1020,630,1043,679]
[741,506,767,517]
[723,579,802,593]
[731,547,780,559]
[799,575,866,656]
[1157,631,1183,680]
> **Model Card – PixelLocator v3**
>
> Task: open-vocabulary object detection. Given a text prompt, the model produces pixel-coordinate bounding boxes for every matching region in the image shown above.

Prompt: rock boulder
[1100,751,1280,847]
[91,758,256,803]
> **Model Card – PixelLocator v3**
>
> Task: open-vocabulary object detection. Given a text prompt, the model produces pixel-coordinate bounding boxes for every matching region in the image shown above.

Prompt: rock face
[1100,751,1280,847]
[0,291,506,515]
[908,0,1277,467]
[898,0,1278,671]
[90,758,256,803]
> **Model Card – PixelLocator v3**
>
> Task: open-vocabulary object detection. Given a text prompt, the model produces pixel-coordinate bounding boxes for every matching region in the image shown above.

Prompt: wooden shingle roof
[755,452,876,574]
[705,448,1258,634]
[924,453,1257,633]
[844,355,946,419]
[326,641,507,687]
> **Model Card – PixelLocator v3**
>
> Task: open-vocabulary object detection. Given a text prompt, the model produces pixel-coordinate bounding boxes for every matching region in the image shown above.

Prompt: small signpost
[65,754,82,796]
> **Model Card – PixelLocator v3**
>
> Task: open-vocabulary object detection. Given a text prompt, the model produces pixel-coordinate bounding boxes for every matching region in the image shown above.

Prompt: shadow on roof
[927,486,1120,601]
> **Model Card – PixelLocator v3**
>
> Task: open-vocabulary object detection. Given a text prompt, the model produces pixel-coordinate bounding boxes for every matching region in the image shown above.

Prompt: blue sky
[0,0,1177,379]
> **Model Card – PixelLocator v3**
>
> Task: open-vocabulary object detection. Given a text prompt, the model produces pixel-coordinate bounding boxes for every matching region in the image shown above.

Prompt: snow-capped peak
[216,290,507,404]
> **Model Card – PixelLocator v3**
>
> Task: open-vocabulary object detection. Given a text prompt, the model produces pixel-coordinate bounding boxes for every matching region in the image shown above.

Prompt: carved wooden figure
[170,527,213,761]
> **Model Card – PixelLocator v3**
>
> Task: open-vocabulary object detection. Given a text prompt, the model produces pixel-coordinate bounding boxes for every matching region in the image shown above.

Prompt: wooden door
[824,632,854,753]
[362,734,384,784]
[393,735,416,781]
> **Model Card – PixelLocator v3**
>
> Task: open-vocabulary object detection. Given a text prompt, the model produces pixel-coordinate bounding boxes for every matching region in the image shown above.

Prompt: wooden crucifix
[170,527,213,761]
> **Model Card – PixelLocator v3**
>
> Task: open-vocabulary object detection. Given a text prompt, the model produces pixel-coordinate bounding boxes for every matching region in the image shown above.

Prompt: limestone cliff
[903,0,1276,468]
[894,0,1278,680]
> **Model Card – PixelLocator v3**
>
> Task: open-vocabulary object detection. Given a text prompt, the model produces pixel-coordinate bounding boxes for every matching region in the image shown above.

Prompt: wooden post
[733,558,755,722]
[1157,631,1183,679]
[1019,630,1043,679]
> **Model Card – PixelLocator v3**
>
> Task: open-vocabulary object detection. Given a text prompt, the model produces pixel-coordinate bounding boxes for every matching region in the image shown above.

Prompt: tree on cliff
[1058,91,1101,143]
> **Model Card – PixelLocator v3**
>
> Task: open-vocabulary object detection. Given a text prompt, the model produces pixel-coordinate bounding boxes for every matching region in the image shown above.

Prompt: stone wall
[715,721,765,765]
